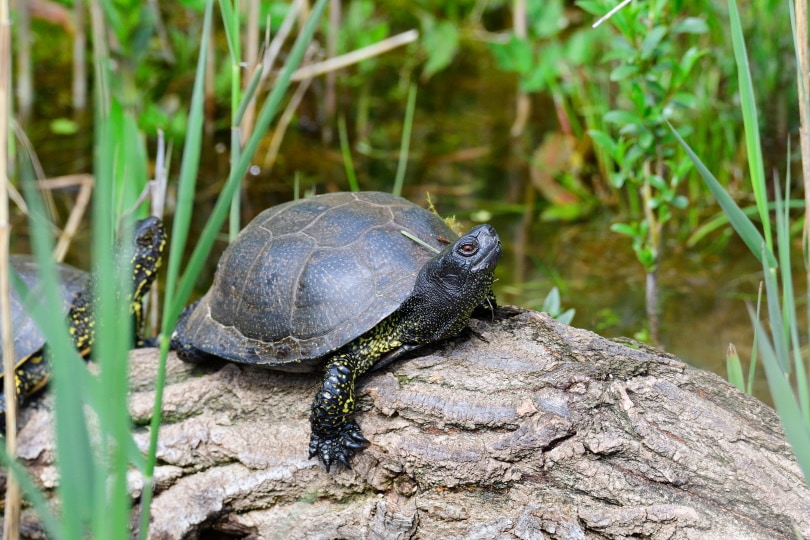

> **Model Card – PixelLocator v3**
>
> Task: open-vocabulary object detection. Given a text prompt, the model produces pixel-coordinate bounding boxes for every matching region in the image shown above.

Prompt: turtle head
[405,224,501,341]
[129,216,167,303]
[427,224,501,286]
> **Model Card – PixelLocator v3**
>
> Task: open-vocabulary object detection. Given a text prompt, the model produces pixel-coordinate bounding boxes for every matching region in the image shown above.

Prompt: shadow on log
[8,308,810,539]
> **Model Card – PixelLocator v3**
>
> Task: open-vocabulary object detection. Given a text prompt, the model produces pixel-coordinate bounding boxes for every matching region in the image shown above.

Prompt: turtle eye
[457,241,478,257]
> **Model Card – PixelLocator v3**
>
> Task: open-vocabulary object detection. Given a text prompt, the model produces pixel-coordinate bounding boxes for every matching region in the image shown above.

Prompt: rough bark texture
[10,308,810,539]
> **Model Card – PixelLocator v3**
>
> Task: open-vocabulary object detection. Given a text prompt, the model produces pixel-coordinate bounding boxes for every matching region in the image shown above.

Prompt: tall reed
[0,0,328,538]
[671,0,810,486]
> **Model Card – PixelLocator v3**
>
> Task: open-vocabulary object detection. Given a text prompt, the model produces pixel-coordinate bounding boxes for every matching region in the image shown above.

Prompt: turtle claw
[309,420,370,471]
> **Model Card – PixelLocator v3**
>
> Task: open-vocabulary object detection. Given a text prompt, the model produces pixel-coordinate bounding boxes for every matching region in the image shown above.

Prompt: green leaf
[748,307,810,484]
[521,63,549,92]
[490,34,533,74]
[575,0,607,17]
[556,308,576,325]
[624,143,644,167]
[678,46,705,78]
[609,63,640,81]
[540,203,591,221]
[671,92,698,109]
[638,129,654,151]
[648,174,667,190]
[565,29,601,66]
[668,121,777,268]
[603,44,635,62]
[609,171,627,188]
[50,118,79,135]
[640,26,668,59]
[671,195,689,209]
[726,343,746,392]
[728,0,770,249]
[542,287,562,314]
[422,20,459,79]
[587,129,618,157]
[262,1,291,32]
[636,245,657,269]
[530,0,564,38]
[611,222,638,237]
[672,17,709,34]
[604,110,644,126]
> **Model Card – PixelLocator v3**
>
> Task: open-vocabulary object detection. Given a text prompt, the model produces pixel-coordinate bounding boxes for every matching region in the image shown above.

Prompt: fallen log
[10,308,810,539]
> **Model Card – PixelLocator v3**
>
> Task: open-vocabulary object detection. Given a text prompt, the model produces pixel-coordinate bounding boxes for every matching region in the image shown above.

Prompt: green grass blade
[218,0,240,66]
[761,245,789,373]
[687,200,805,248]
[669,122,777,268]
[168,0,329,326]
[392,81,417,197]
[726,343,745,392]
[95,105,144,540]
[727,0,771,250]
[775,170,808,413]
[143,2,327,537]
[219,0,242,240]
[747,282,763,395]
[234,65,263,126]
[0,447,60,538]
[19,162,92,540]
[139,2,215,537]
[748,304,810,484]
[162,0,214,311]
[338,115,359,192]
[229,120,242,240]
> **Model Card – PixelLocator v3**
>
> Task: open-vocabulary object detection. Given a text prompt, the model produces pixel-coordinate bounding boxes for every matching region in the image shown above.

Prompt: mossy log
[9,308,810,539]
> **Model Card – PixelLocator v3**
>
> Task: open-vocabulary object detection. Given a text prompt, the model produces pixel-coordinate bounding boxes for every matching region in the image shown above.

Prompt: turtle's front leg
[308,356,370,471]
[0,355,50,432]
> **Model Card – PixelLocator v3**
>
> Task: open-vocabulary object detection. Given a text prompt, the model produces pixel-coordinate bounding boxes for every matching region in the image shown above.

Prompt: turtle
[0,216,167,428]
[171,191,502,471]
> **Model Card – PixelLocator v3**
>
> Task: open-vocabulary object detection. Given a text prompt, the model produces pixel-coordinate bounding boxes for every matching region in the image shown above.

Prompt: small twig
[400,230,440,254]
[592,0,633,28]
[149,131,170,337]
[393,81,417,197]
[795,0,810,291]
[5,179,26,214]
[262,46,317,171]
[122,180,158,220]
[52,174,93,262]
[151,131,169,219]
[0,1,21,537]
[37,174,94,189]
[262,0,305,76]
[239,0,261,146]
[13,120,56,218]
[289,29,418,81]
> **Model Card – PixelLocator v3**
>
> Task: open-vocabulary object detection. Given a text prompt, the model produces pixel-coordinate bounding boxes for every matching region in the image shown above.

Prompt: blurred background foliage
[7,0,803,400]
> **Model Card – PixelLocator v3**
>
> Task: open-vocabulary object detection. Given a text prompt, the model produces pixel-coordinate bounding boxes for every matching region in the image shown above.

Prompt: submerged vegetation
[0,0,809,536]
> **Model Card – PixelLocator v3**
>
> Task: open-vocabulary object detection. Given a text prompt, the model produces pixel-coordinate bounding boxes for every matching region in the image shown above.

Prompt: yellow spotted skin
[308,263,497,470]
[0,217,166,429]
[171,193,502,471]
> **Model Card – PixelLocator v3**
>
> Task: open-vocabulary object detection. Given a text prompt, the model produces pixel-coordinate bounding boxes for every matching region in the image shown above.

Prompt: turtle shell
[0,255,90,372]
[176,191,459,370]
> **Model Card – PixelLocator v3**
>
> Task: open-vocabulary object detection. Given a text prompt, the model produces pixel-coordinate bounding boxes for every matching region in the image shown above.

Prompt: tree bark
[10,308,810,539]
